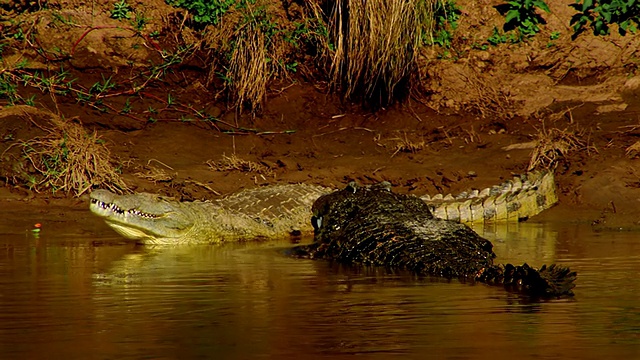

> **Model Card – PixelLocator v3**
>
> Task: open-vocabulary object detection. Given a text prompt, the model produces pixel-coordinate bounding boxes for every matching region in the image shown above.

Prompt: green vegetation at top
[111,0,133,20]
[427,0,462,48]
[570,0,640,37]
[6,0,639,121]
[161,0,442,109]
[495,0,550,41]
[165,0,254,26]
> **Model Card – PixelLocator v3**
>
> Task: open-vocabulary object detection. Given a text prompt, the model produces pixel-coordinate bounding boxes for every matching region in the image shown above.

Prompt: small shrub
[426,0,462,48]
[570,0,640,37]
[111,0,133,20]
[166,0,242,26]
[487,26,518,45]
[495,0,550,38]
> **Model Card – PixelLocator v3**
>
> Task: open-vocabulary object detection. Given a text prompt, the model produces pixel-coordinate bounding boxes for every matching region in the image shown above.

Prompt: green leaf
[505,9,519,24]
[620,19,630,30]
[582,0,593,12]
[534,1,550,12]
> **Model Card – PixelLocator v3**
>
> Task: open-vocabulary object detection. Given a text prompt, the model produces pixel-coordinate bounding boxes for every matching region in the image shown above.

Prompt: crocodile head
[90,190,195,242]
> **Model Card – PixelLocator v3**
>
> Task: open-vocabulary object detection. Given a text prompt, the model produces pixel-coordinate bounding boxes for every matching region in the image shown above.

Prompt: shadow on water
[1,206,639,359]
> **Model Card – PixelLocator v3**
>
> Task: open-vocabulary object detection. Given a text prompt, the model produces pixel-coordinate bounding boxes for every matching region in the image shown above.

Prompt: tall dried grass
[199,0,439,111]
[228,21,269,113]
[327,0,436,106]
[203,1,288,114]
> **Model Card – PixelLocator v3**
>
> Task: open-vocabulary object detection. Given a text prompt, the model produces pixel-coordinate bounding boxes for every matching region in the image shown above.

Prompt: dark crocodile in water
[90,172,557,245]
[291,182,576,298]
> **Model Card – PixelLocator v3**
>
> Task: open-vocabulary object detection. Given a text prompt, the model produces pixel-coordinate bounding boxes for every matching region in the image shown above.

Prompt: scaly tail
[476,263,576,298]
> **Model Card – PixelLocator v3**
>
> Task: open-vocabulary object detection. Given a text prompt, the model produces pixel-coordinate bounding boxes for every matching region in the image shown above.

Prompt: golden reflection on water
[0,208,639,359]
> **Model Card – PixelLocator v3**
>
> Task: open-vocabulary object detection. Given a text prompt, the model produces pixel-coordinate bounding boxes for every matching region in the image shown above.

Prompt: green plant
[131,13,150,31]
[546,30,560,47]
[111,0,133,20]
[0,74,18,104]
[250,6,279,40]
[427,0,462,48]
[51,11,75,25]
[121,98,132,114]
[472,42,489,50]
[570,0,640,37]
[285,61,298,72]
[89,75,117,96]
[12,28,25,40]
[496,0,550,37]
[487,26,519,45]
[24,95,36,106]
[166,0,238,26]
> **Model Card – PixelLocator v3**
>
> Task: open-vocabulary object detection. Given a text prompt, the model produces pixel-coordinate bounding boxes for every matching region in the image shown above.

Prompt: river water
[0,205,639,359]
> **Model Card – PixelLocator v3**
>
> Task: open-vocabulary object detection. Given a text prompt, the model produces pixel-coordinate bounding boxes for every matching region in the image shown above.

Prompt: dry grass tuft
[625,141,640,158]
[16,112,128,196]
[528,123,594,171]
[328,0,436,106]
[459,66,518,119]
[228,21,269,112]
[134,159,175,183]
[207,154,274,177]
[390,133,427,157]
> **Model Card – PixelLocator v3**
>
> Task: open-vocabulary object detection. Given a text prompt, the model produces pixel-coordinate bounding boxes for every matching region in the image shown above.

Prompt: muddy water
[1,206,639,359]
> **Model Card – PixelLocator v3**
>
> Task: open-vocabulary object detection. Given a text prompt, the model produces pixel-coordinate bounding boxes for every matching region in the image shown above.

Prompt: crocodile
[291,181,576,298]
[90,171,557,245]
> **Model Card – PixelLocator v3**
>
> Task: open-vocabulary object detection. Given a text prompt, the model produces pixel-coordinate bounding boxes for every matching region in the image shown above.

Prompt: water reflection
[0,208,639,359]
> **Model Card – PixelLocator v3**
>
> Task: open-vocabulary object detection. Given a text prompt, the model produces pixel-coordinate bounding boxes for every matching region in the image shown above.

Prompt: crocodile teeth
[92,198,158,219]
[126,208,158,219]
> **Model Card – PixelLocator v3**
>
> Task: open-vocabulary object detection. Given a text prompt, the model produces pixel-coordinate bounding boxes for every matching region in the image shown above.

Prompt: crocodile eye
[311,216,323,231]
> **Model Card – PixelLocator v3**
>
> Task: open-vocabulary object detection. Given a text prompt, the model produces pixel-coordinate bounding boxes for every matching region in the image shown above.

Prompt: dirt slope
[1,0,640,230]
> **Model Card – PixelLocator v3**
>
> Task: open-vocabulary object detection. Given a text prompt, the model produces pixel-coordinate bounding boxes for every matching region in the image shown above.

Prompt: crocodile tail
[477,263,576,298]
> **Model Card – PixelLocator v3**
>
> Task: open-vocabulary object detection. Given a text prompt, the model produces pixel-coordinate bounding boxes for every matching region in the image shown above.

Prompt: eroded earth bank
[1,0,640,231]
